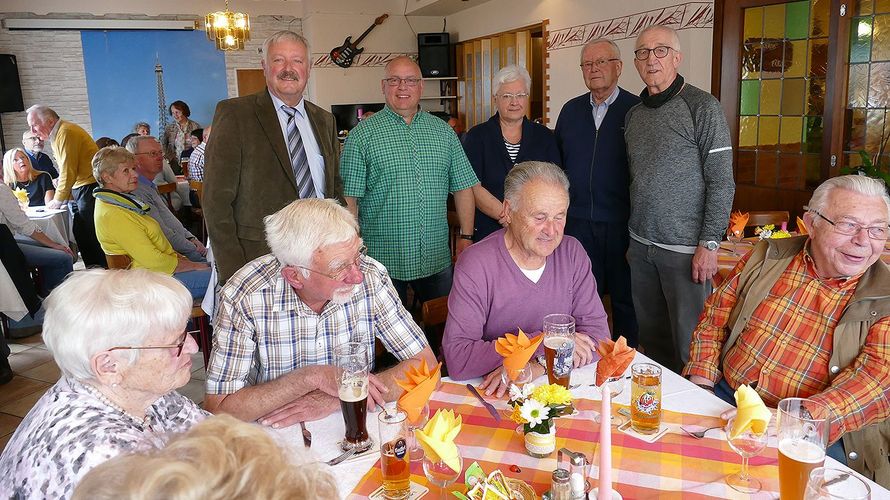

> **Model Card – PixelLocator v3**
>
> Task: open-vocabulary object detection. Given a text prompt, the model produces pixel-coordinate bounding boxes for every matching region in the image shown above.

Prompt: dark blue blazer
[463,113,560,240]
[555,88,639,223]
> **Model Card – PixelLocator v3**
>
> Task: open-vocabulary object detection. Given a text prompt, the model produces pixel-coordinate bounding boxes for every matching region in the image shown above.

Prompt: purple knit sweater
[443,229,610,380]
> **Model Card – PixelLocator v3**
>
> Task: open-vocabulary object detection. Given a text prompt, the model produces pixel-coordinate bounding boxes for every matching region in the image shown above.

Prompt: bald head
[382,56,424,123]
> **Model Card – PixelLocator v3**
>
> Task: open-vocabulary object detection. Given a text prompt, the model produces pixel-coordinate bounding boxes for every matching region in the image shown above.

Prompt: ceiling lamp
[205,0,250,51]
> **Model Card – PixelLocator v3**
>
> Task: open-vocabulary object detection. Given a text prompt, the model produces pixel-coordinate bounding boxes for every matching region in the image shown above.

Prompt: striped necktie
[280,105,316,199]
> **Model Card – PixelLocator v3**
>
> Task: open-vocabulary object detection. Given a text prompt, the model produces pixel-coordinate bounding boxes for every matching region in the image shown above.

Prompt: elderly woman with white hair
[463,64,561,241]
[0,269,208,498]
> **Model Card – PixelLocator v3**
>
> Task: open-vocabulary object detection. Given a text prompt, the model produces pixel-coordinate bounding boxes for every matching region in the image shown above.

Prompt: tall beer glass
[336,342,372,452]
[543,314,575,388]
[777,398,831,500]
[630,363,662,434]
[378,408,411,499]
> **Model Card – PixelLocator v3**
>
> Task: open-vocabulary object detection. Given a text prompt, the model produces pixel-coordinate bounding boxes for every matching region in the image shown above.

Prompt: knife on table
[466,383,502,421]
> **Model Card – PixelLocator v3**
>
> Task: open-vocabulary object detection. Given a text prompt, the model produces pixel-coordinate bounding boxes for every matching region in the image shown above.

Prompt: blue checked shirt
[206,253,428,395]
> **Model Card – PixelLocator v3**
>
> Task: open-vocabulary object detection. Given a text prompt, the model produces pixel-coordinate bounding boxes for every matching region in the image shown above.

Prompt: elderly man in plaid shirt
[204,198,436,427]
[684,175,890,485]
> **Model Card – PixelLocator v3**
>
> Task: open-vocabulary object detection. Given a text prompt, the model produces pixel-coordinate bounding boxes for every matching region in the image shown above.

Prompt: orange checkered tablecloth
[348,381,779,499]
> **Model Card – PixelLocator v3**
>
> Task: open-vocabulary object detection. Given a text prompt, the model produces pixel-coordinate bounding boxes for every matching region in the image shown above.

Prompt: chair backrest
[189,180,204,206]
[745,210,790,228]
[105,253,133,269]
[156,182,176,211]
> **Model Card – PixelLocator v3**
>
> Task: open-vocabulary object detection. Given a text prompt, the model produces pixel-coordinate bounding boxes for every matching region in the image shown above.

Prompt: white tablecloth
[25,206,71,246]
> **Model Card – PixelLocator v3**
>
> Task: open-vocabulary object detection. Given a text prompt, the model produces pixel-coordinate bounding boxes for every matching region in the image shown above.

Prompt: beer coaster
[368,482,429,499]
[616,420,669,443]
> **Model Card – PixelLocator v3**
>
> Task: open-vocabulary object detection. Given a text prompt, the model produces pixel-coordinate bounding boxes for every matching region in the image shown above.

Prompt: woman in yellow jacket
[91,146,210,298]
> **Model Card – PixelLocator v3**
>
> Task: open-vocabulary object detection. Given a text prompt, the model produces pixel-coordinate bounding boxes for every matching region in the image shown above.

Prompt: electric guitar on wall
[329,14,388,68]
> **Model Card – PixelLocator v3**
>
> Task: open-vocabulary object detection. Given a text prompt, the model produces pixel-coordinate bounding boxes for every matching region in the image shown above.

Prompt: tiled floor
[1,333,208,454]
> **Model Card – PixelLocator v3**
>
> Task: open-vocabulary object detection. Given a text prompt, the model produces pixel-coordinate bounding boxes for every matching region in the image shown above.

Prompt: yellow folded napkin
[396,359,441,424]
[415,408,462,473]
[12,188,28,205]
[728,211,749,240]
[797,216,808,235]
[494,328,543,381]
[731,384,772,439]
[595,336,636,385]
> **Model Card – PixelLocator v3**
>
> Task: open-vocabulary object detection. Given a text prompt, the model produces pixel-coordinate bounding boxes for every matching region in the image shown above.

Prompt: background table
[24,206,72,247]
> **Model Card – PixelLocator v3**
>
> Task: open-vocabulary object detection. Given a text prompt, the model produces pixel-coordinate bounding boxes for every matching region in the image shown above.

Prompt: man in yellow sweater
[26,105,105,268]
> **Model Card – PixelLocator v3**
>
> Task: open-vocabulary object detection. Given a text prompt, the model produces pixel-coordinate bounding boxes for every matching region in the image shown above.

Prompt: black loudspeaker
[0,54,24,113]
[417,33,452,78]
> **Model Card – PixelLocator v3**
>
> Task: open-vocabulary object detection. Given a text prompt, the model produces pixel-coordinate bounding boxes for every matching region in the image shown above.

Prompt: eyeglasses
[633,46,675,61]
[808,208,889,240]
[24,136,41,142]
[136,150,164,158]
[497,92,529,101]
[295,245,367,281]
[580,58,620,70]
[108,331,189,357]
[383,77,422,87]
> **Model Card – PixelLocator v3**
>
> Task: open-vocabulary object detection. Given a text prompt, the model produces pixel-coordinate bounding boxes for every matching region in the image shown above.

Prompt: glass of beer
[335,342,372,452]
[378,407,411,500]
[804,467,870,500]
[630,363,662,434]
[778,398,831,500]
[543,314,575,388]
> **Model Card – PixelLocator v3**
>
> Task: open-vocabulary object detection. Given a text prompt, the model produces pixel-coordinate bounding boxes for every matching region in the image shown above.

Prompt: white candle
[598,385,612,500]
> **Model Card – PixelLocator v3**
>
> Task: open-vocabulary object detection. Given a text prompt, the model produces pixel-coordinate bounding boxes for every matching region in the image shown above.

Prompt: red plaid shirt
[684,247,890,436]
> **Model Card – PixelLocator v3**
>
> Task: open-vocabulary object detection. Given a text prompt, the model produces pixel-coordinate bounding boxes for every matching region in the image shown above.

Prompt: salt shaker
[550,468,572,500]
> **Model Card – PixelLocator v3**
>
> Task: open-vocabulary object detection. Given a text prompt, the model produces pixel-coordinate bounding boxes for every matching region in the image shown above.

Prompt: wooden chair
[156,182,177,212]
[421,295,449,376]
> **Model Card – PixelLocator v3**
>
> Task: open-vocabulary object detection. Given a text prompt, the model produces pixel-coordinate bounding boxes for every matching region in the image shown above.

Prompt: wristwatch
[698,240,719,251]
[459,233,473,241]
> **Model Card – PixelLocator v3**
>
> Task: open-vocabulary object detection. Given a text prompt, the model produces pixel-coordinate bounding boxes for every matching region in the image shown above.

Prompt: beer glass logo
[554,342,572,377]
[393,438,407,459]
[635,390,659,415]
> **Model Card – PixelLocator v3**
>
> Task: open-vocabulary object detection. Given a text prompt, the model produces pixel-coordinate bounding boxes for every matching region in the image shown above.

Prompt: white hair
[264,198,359,268]
[42,269,192,380]
[504,161,570,212]
[807,174,890,215]
[581,38,621,62]
[637,25,682,52]
[492,65,531,97]
[125,134,159,155]
[26,104,59,122]
[263,30,311,64]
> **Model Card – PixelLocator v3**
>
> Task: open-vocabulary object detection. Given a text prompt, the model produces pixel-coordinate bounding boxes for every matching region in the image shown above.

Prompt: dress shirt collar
[381,104,422,125]
[137,174,155,187]
[48,119,62,143]
[269,90,307,118]
[589,85,620,108]
[802,239,861,285]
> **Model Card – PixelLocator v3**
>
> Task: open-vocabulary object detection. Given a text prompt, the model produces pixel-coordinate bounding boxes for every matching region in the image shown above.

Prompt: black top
[14,172,54,206]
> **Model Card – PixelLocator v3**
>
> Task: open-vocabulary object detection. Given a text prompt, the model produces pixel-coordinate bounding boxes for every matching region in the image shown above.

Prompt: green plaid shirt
[341,107,478,281]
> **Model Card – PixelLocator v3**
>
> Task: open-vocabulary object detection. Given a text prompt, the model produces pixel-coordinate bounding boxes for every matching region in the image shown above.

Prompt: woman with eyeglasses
[3,148,55,207]
[0,269,208,499]
[91,146,210,299]
[463,65,560,242]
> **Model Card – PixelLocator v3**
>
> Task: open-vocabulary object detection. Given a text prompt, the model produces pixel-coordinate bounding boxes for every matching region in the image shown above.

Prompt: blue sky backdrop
[81,29,227,141]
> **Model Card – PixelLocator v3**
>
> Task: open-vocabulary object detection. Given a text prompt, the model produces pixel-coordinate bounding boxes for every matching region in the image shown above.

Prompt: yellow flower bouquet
[508,382,573,434]
[754,224,792,240]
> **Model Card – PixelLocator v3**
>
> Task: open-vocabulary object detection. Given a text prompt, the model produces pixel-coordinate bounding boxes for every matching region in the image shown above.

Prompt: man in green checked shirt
[342,56,479,311]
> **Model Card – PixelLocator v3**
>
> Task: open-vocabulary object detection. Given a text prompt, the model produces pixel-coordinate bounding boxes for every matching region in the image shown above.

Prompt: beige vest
[719,236,890,486]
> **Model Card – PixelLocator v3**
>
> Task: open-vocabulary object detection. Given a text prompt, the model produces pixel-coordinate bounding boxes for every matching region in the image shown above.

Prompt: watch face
[707,241,718,250]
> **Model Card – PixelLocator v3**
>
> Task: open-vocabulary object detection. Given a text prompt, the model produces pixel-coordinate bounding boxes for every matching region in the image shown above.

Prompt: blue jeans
[174,268,212,299]
[16,239,74,296]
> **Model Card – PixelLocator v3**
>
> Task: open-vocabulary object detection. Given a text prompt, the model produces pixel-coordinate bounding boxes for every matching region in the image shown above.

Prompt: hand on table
[573,333,597,367]
[479,364,544,399]
[259,390,339,427]
[46,199,65,210]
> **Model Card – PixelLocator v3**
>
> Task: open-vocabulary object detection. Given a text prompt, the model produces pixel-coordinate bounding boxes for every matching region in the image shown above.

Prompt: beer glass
[543,314,575,388]
[804,467,870,500]
[335,342,372,452]
[778,398,831,500]
[630,363,662,434]
[378,408,411,500]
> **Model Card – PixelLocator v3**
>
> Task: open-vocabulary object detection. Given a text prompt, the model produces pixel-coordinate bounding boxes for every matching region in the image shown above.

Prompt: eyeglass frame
[805,207,890,240]
[496,92,530,101]
[294,245,368,281]
[135,150,164,158]
[633,45,676,61]
[108,331,189,357]
[580,58,621,70]
[382,77,422,87]
[23,136,42,142]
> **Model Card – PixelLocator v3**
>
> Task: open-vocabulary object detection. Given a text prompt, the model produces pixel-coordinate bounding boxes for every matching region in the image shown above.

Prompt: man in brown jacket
[204,30,343,284]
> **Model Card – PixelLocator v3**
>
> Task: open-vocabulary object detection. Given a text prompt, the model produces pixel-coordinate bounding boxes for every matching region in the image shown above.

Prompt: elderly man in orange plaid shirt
[683,174,890,486]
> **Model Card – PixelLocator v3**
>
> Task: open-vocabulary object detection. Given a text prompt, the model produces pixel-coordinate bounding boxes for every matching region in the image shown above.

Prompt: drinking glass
[500,363,534,392]
[405,404,429,462]
[630,363,661,434]
[778,398,831,500]
[543,314,575,388]
[804,467,871,500]
[594,376,627,426]
[335,342,372,452]
[378,408,411,500]
[422,449,464,499]
[724,417,769,493]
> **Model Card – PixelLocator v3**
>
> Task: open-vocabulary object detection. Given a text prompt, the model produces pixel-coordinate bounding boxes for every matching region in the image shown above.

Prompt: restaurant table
[22,206,72,247]
[274,353,888,499]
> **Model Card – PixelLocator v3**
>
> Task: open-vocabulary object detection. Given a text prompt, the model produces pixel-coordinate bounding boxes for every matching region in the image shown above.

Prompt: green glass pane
[873,15,890,60]
[858,0,874,16]
[786,1,810,39]
[866,109,886,151]
[851,18,874,63]
[804,154,821,188]
[742,43,761,79]
[740,80,760,115]
[877,0,890,14]
[846,108,868,150]
[806,78,826,115]
[778,154,803,189]
[869,62,890,107]
[764,4,786,38]
[807,38,828,78]
[804,116,824,154]
[781,79,806,115]
[848,64,869,108]
[744,7,764,40]
[739,116,758,147]
[780,116,804,152]
[761,80,782,115]
[756,152,779,187]
[810,0,830,37]
[737,150,757,184]
[785,40,807,78]
[759,116,780,149]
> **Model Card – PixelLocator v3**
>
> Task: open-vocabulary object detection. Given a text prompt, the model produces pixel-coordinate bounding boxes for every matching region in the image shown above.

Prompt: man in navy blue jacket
[555,38,640,346]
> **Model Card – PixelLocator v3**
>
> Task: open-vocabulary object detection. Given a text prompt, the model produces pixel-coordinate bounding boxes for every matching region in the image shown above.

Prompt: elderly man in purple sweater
[443,161,610,396]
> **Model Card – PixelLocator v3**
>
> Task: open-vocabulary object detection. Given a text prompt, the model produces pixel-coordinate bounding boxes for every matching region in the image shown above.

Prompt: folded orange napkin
[797,216,808,235]
[396,359,441,424]
[728,211,749,240]
[495,328,543,381]
[595,336,636,385]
